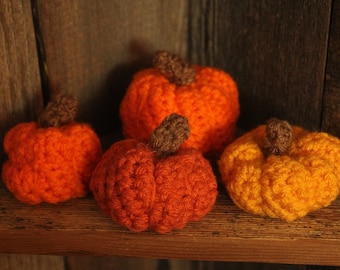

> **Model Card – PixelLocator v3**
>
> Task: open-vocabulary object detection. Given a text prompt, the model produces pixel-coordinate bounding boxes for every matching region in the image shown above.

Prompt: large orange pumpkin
[90,113,218,233]
[2,94,102,204]
[120,51,239,157]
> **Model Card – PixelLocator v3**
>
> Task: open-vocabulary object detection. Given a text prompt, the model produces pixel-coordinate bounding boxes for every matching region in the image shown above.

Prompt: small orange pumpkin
[90,113,218,233]
[120,51,239,157]
[218,118,340,221]
[2,94,102,204]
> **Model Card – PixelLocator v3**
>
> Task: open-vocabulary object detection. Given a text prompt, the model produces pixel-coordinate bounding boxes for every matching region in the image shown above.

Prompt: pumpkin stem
[149,113,190,158]
[153,51,195,86]
[38,93,78,128]
[264,118,293,156]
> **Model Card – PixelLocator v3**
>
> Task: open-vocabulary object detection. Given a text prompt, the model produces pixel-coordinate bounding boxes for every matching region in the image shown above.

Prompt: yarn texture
[218,118,340,222]
[120,50,239,157]
[90,113,218,233]
[2,94,102,204]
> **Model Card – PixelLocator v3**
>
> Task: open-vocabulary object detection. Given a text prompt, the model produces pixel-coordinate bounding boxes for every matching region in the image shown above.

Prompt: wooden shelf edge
[1,182,340,266]
[1,230,340,266]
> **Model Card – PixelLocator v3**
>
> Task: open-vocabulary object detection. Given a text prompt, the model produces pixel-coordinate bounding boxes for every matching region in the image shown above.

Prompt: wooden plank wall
[0,255,64,270]
[1,0,340,269]
[189,0,332,131]
[35,0,189,136]
[0,0,44,164]
[322,0,340,136]
[1,255,339,270]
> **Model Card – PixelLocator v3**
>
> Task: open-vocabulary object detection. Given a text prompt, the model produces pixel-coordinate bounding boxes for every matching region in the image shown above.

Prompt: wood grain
[321,0,340,136]
[189,0,331,131]
[66,256,159,270]
[66,259,340,270]
[0,0,43,160]
[0,255,65,270]
[209,262,308,270]
[0,180,340,266]
[35,0,189,136]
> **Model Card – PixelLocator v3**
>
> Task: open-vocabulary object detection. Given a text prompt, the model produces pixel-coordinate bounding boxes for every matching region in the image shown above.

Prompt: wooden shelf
[0,179,340,266]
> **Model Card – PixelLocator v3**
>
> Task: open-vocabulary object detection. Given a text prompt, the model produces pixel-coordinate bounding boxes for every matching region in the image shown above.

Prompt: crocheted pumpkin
[120,50,239,157]
[218,118,340,222]
[2,94,102,204]
[90,113,218,233]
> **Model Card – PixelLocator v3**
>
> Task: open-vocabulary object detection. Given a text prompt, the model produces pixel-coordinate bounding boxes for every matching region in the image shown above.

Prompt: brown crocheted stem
[264,118,293,156]
[152,51,195,86]
[149,113,190,158]
[38,93,78,128]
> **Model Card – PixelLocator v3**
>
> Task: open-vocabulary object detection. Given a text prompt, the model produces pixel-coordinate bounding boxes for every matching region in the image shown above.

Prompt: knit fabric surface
[90,138,218,233]
[2,122,102,204]
[218,125,340,222]
[119,65,239,157]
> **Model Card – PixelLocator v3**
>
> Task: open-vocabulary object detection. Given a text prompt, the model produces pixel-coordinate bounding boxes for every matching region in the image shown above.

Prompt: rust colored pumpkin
[2,94,102,204]
[90,113,218,233]
[120,51,239,157]
[218,118,340,221]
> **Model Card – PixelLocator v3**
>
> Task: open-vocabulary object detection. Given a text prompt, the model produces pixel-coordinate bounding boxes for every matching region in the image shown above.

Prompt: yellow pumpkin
[218,118,340,221]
